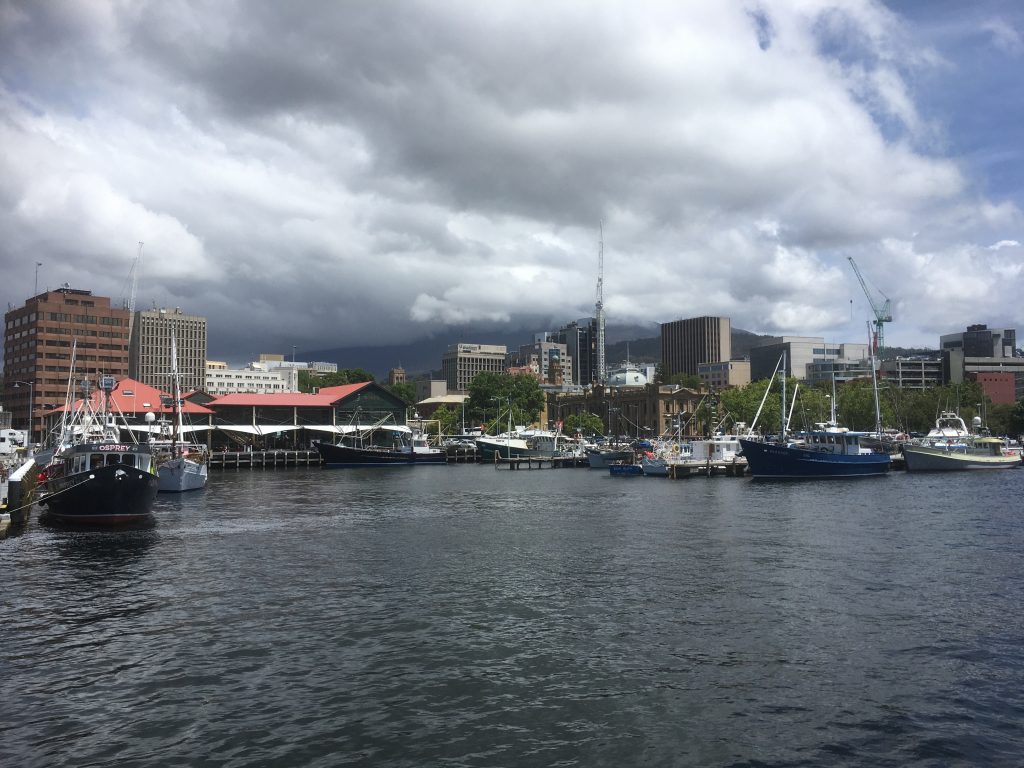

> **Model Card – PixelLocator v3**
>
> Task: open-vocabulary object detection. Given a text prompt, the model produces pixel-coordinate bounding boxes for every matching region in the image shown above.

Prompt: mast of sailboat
[748,353,784,436]
[786,381,799,435]
[780,351,787,442]
[170,326,182,458]
[595,222,606,384]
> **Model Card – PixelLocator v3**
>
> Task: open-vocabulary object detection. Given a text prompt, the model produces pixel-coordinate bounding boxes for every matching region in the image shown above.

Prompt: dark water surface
[4,466,1024,767]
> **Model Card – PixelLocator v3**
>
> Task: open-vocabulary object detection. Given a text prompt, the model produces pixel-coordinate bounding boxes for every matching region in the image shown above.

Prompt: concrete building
[544,318,600,386]
[3,286,130,443]
[506,340,571,386]
[879,357,943,390]
[698,359,751,389]
[546,383,705,439]
[258,355,338,375]
[441,343,507,392]
[205,361,298,395]
[129,307,207,394]
[661,316,731,378]
[749,337,869,382]
[941,324,1024,403]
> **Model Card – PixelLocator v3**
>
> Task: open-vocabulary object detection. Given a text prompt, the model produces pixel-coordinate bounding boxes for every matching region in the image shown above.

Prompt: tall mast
[127,241,143,341]
[595,222,606,384]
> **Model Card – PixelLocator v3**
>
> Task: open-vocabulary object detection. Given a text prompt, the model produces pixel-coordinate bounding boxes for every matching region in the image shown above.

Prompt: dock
[667,459,748,478]
[493,454,589,469]
[209,450,322,469]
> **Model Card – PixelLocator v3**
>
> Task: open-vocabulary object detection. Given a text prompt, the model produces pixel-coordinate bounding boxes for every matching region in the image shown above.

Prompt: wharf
[210,450,321,469]
[667,459,748,478]
[493,454,589,469]
[445,446,479,464]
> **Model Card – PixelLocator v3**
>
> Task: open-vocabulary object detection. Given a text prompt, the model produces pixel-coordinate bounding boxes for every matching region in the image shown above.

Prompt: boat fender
[671,444,679,454]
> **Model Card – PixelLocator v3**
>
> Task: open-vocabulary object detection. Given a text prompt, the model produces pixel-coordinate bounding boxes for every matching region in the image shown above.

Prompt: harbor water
[4,466,1024,766]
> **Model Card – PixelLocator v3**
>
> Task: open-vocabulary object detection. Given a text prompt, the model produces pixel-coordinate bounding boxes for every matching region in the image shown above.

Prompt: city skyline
[1,1,1021,363]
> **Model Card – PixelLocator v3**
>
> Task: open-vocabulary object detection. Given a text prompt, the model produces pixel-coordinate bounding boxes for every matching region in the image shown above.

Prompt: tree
[466,372,545,432]
[1006,399,1024,439]
[565,411,604,436]
[670,373,704,389]
[431,405,460,436]
[386,381,416,404]
[298,368,375,393]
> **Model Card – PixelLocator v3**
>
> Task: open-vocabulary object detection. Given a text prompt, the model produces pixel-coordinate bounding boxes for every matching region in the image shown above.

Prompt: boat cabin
[799,432,872,456]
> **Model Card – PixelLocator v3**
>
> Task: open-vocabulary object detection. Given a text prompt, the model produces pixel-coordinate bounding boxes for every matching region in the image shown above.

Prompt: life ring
[671,444,680,454]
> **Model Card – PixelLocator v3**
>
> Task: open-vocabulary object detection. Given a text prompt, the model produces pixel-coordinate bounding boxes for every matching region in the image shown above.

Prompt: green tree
[386,381,416,404]
[1006,399,1024,439]
[298,368,375,392]
[466,372,545,432]
[670,373,704,389]
[431,405,460,436]
[565,411,604,436]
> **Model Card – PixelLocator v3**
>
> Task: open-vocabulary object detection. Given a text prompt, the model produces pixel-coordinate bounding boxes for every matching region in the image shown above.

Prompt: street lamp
[12,380,35,448]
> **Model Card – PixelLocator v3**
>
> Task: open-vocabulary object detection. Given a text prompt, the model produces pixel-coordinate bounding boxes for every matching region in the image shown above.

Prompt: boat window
[90,454,103,470]
[106,454,122,465]
[121,455,136,467]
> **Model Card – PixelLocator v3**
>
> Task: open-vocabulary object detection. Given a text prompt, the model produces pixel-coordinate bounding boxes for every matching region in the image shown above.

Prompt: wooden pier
[493,454,589,469]
[209,450,322,469]
[667,459,748,479]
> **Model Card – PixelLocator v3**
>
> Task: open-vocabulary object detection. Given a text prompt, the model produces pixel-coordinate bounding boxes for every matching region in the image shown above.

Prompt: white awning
[217,425,301,435]
[125,424,212,434]
[302,424,411,434]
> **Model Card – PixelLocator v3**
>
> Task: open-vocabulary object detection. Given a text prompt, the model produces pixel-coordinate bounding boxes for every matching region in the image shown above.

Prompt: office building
[205,361,298,395]
[441,343,507,392]
[544,318,600,386]
[749,337,868,382]
[3,286,130,442]
[129,307,207,393]
[661,316,731,378]
[698,359,751,389]
[879,357,943,390]
[506,341,571,386]
[941,324,1024,403]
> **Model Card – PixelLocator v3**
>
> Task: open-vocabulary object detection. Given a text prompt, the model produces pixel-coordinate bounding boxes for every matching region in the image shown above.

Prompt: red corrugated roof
[54,377,215,415]
[205,382,372,408]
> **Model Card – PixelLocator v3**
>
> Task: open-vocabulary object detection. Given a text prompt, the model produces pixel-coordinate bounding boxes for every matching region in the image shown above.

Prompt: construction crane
[847,256,893,359]
[595,222,606,384]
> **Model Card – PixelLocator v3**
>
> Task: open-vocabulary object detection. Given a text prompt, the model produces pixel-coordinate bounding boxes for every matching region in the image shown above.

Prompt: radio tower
[595,222,606,384]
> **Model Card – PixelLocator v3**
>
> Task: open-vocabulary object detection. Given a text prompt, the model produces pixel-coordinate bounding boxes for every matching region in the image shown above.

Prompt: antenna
[595,222,606,384]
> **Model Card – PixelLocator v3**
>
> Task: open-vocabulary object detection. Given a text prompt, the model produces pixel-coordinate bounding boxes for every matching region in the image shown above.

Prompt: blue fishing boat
[739,433,890,478]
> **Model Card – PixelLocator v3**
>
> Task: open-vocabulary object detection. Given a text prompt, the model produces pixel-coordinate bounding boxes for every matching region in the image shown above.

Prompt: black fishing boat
[37,375,159,524]
[316,426,446,467]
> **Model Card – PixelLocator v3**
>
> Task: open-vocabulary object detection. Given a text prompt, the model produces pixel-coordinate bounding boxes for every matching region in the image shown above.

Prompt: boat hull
[739,439,890,479]
[157,456,209,492]
[316,441,447,467]
[475,437,531,461]
[609,463,643,476]
[902,445,1022,472]
[40,463,159,524]
[585,448,634,469]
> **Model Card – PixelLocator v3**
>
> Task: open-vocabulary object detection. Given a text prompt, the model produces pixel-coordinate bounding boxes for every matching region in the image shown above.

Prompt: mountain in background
[304,324,785,379]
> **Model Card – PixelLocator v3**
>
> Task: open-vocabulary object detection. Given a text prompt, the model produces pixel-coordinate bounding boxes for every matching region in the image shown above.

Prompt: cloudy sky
[2,0,1022,363]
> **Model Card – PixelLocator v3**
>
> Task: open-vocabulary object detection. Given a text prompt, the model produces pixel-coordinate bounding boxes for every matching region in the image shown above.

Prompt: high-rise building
[129,307,208,393]
[3,286,131,442]
[441,343,507,392]
[545,318,600,386]
[941,324,1024,403]
[506,341,571,386]
[660,316,731,379]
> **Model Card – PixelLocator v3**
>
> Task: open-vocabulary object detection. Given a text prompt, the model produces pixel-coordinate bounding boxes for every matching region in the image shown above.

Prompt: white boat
[902,412,1021,472]
[154,331,208,492]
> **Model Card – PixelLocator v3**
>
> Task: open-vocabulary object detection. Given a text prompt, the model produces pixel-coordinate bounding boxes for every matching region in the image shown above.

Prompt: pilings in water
[493,454,589,469]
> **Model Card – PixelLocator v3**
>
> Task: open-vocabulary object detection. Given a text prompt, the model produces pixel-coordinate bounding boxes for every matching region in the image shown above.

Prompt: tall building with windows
[129,307,208,393]
[3,286,130,443]
[660,316,731,378]
[441,343,508,392]
[749,337,868,382]
[506,340,571,385]
[941,324,1024,403]
[545,318,600,386]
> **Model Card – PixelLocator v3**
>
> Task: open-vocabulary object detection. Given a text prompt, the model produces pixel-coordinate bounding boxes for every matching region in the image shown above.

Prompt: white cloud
[0,0,1021,363]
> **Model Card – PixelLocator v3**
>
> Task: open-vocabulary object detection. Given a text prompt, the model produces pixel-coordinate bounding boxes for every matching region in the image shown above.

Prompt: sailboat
[153,330,209,492]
